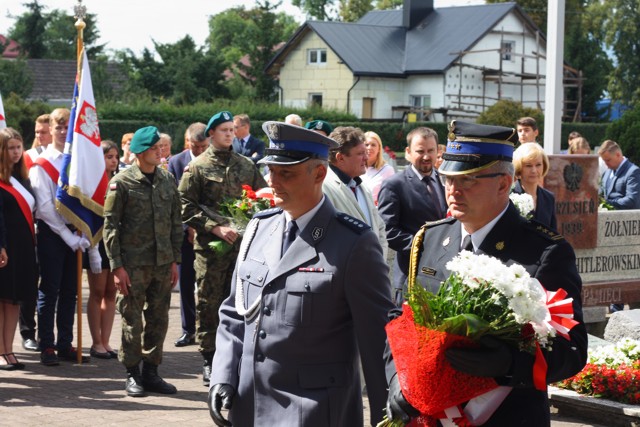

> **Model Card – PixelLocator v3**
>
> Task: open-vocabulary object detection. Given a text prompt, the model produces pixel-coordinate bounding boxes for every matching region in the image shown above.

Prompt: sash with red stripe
[0,180,35,241]
[34,157,60,184]
[24,154,34,169]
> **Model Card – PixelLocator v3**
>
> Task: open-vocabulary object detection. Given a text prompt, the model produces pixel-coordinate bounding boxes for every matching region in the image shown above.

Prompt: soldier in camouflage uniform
[179,111,266,386]
[104,126,183,397]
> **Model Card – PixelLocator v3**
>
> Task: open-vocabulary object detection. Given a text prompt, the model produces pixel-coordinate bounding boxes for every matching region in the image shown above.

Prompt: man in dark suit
[598,139,640,210]
[385,121,587,426]
[598,139,640,312]
[232,114,265,164]
[377,127,446,300]
[208,121,394,426]
[167,122,209,347]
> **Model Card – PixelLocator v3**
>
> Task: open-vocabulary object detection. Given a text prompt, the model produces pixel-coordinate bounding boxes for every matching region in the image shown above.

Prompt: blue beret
[205,111,233,135]
[130,126,161,154]
[440,120,518,175]
[259,121,339,165]
[304,120,334,136]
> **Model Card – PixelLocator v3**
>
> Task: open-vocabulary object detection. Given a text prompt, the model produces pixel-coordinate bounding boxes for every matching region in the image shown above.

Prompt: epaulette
[253,207,283,219]
[526,219,564,242]
[424,216,455,229]
[335,212,371,234]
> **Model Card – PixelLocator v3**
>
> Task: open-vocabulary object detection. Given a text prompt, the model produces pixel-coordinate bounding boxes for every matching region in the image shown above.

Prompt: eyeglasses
[439,173,506,190]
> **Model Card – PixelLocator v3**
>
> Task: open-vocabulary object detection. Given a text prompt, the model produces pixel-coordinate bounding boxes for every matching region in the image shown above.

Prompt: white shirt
[460,203,509,251]
[28,144,78,248]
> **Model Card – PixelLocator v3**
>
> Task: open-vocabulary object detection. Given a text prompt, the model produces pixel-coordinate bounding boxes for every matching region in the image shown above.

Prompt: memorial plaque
[597,210,640,247]
[545,155,599,249]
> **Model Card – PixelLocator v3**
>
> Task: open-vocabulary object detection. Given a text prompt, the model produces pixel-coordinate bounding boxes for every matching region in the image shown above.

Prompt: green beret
[130,126,161,154]
[205,111,234,135]
[304,120,333,136]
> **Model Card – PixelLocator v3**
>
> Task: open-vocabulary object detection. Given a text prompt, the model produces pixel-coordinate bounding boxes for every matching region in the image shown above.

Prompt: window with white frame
[307,49,327,65]
[501,41,515,61]
[410,95,431,120]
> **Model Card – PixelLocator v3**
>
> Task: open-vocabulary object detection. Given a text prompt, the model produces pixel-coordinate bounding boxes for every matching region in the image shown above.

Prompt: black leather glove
[446,335,513,377]
[208,383,235,427]
[386,373,420,424]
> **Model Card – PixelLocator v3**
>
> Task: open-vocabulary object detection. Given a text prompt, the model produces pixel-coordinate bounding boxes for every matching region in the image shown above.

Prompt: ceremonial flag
[0,92,6,129]
[56,50,107,246]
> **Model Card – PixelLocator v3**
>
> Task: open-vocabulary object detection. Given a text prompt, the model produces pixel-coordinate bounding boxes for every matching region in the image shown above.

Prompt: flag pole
[74,0,86,365]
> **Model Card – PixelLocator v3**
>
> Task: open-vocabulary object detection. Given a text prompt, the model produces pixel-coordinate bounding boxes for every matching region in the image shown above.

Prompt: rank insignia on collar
[312,227,323,240]
[495,241,505,250]
[443,237,450,247]
[421,267,436,276]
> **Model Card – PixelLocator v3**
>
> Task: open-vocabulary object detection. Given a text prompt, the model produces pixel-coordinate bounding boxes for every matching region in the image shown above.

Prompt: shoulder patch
[109,183,117,191]
[335,212,371,234]
[183,165,190,172]
[526,219,565,242]
[253,207,283,219]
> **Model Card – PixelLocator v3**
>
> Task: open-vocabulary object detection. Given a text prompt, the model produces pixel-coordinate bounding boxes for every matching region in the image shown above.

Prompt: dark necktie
[282,220,298,256]
[461,234,473,252]
[349,184,358,200]
[424,176,442,218]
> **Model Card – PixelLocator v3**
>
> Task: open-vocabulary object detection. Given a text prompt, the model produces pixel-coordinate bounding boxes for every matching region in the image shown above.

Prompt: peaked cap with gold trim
[440,120,518,175]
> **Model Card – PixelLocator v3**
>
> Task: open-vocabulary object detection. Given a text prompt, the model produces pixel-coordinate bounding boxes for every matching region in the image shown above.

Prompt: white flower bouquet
[381,251,578,426]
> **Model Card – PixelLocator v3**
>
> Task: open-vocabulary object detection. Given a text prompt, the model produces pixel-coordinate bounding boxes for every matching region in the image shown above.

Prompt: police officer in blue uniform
[385,121,588,426]
[208,121,395,426]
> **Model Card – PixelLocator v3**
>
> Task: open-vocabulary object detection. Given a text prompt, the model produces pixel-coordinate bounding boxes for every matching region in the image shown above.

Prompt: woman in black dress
[0,128,37,370]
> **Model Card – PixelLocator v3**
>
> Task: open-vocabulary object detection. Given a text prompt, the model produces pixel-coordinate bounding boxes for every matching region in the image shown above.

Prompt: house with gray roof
[267,0,550,121]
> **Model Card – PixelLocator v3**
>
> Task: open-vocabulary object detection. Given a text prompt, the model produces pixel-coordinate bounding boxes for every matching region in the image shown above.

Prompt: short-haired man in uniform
[385,121,588,426]
[104,126,183,397]
[208,121,394,426]
[179,111,267,387]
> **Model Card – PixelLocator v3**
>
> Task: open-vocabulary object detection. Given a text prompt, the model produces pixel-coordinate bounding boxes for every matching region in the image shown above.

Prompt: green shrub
[477,99,544,132]
[606,105,640,164]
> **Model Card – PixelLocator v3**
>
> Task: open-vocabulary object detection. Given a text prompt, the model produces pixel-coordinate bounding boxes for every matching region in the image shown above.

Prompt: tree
[207,3,299,101]
[0,58,33,99]
[376,0,402,9]
[477,100,544,132]
[586,0,640,107]
[291,0,338,20]
[7,2,104,60]
[7,1,47,58]
[339,0,374,22]
[117,36,228,104]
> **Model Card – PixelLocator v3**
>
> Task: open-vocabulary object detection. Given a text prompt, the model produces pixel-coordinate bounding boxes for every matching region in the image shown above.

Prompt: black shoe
[40,348,59,366]
[90,347,112,360]
[174,333,195,347]
[23,338,40,352]
[108,350,118,359]
[203,364,212,387]
[142,362,177,394]
[57,346,90,363]
[126,366,146,397]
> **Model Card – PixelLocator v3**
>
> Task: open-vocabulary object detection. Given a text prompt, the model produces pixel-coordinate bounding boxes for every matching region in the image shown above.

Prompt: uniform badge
[109,183,117,190]
[315,121,323,130]
[442,237,450,247]
[312,227,323,240]
[223,112,230,120]
[421,267,436,276]
[495,241,505,250]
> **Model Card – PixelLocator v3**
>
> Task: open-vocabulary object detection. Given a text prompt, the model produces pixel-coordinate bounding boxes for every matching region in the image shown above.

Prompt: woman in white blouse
[361,131,395,205]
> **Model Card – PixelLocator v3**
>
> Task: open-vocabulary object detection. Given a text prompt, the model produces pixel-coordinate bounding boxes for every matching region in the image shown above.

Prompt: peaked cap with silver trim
[259,121,339,165]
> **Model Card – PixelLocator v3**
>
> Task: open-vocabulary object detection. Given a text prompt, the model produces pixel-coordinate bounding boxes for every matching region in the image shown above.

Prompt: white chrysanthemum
[447,251,555,345]
[510,193,535,218]
[589,338,640,367]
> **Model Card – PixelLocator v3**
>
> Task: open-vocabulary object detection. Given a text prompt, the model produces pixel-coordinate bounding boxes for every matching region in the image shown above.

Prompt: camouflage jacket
[104,163,182,269]
[179,145,267,251]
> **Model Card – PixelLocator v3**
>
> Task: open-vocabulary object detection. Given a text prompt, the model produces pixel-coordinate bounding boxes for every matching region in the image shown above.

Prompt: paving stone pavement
[0,278,604,426]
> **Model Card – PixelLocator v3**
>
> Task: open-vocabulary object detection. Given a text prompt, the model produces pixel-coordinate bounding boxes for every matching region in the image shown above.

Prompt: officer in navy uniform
[208,121,394,426]
[385,121,588,426]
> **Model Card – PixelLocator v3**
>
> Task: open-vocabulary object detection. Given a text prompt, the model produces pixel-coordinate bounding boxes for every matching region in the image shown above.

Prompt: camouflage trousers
[194,247,239,354]
[116,263,172,368]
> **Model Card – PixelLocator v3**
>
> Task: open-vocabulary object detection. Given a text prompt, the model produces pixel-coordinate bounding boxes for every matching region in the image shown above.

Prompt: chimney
[403,0,434,30]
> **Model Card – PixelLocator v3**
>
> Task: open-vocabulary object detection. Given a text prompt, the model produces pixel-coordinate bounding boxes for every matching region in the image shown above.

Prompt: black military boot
[141,362,177,394]
[125,365,146,397]
[202,352,214,387]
